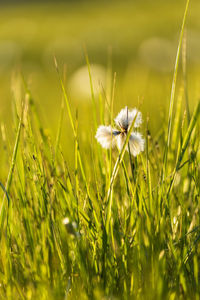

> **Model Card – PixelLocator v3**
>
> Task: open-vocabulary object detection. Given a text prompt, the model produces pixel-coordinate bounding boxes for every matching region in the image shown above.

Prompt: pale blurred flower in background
[69,64,106,100]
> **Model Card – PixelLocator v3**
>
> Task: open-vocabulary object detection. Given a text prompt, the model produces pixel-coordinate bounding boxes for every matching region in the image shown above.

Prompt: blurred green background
[0,0,200,143]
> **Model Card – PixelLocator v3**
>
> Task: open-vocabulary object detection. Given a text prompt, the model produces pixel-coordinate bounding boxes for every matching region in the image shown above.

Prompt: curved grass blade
[0,114,22,234]
[163,0,190,179]
[0,182,10,207]
[167,101,200,196]
[84,48,98,130]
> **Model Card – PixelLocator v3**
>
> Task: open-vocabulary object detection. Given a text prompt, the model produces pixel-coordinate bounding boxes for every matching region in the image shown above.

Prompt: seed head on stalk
[95,106,144,156]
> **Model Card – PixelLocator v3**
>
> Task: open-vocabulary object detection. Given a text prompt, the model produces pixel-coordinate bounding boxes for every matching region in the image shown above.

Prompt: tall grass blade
[0,113,22,234]
[84,48,98,129]
[167,101,200,195]
[182,30,190,124]
[163,0,190,178]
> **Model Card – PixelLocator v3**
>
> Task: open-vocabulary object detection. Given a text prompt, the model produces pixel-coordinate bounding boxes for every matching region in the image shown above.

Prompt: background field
[0,0,200,299]
[1,0,200,142]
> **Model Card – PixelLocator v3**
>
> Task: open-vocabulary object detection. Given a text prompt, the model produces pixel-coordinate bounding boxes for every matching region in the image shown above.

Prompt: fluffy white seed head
[114,106,142,129]
[116,133,126,151]
[129,132,145,156]
[95,125,116,149]
[116,131,144,156]
[96,107,144,157]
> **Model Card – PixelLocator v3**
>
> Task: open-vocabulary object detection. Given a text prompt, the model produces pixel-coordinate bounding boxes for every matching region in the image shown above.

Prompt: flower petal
[116,133,126,151]
[128,132,145,156]
[128,108,143,128]
[95,125,117,149]
[114,106,142,129]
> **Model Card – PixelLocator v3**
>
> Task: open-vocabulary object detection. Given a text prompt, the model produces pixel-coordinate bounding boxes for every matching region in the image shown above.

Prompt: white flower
[114,107,142,129]
[95,125,116,149]
[129,132,145,156]
[95,106,144,156]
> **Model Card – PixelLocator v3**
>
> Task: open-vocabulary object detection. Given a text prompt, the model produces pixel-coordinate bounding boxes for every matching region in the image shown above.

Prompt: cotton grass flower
[95,107,144,156]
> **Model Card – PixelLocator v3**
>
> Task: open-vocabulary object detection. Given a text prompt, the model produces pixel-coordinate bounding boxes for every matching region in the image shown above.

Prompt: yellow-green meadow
[0,0,200,299]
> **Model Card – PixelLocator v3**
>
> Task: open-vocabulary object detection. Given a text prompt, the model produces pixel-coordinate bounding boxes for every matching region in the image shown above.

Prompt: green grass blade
[167,101,200,195]
[84,49,98,130]
[55,98,64,158]
[182,30,190,124]
[163,0,190,178]
[0,114,22,234]
[176,101,200,170]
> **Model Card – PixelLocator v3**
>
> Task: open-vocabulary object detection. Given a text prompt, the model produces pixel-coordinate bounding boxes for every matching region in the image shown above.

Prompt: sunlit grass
[0,0,200,299]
